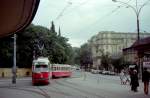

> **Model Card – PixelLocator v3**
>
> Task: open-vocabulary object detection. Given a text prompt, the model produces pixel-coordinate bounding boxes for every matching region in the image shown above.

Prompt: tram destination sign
[34,62,46,65]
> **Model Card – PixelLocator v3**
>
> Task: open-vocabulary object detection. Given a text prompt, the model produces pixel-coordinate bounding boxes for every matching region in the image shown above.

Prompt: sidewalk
[0,77,46,98]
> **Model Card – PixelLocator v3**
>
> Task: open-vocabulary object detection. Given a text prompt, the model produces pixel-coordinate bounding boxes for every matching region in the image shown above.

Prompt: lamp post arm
[113,0,138,16]
[138,0,150,17]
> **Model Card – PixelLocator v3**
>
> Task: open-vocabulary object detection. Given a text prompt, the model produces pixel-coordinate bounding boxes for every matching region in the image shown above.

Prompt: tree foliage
[72,47,80,65]
[0,36,13,68]
[101,52,111,70]
[79,43,93,69]
[0,23,74,68]
[111,57,124,72]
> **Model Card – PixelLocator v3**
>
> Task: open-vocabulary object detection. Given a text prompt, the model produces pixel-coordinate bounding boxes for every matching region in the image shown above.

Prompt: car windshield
[1,0,150,98]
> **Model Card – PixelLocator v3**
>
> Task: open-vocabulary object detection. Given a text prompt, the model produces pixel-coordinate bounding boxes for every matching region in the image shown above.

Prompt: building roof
[131,36,150,48]
[123,36,150,52]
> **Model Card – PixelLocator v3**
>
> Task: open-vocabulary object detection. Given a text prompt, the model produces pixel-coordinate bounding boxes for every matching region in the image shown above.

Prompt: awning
[0,0,40,37]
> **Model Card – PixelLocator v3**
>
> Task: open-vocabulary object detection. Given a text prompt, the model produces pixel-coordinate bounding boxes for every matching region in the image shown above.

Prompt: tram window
[54,67,56,70]
[36,65,48,68]
[53,67,56,71]
[55,67,57,70]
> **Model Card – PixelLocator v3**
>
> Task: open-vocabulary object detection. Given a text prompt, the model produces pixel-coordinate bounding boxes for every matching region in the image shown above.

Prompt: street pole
[136,16,142,79]
[112,0,150,79]
[97,64,100,83]
[12,34,16,84]
[137,16,140,42]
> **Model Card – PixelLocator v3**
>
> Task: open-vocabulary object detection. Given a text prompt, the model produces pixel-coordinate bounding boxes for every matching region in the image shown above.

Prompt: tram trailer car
[52,64,72,78]
[32,57,52,85]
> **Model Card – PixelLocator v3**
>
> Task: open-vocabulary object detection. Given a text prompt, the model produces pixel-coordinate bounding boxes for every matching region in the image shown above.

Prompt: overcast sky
[33,0,150,47]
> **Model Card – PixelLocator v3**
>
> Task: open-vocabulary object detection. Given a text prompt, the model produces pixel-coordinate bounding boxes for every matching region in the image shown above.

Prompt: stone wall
[0,68,32,78]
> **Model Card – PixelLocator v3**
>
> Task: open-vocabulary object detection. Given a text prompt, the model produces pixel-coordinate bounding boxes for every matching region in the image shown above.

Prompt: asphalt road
[0,70,150,98]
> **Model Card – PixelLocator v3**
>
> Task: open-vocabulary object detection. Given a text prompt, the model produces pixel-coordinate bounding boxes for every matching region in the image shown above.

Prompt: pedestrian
[142,68,150,95]
[120,70,125,85]
[124,70,130,85]
[130,69,139,92]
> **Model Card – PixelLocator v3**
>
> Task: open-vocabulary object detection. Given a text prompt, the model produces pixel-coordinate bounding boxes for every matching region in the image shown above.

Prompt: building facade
[89,31,150,69]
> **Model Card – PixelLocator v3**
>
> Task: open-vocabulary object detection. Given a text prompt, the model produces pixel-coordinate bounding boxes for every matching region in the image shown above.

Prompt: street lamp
[112,0,149,41]
[112,0,150,78]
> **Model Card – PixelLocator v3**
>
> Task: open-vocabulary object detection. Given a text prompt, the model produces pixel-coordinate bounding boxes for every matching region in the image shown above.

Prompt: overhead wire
[55,0,133,32]
[77,0,133,32]
[55,1,72,21]
[55,0,89,21]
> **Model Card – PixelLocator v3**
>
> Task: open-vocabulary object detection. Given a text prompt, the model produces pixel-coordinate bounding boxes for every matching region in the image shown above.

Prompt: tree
[58,26,61,36]
[80,43,93,70]
[50,21,56,33]
[72,47,80,65]
[101,52,111,70]
[0,36,13,68]
[0,23,74,68]
[111,57,124,73]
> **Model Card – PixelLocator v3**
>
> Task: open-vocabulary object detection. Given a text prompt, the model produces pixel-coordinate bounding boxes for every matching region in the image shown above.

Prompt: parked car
[109,71,116,75]
[76,67,80,70]
[91,69,100,74]
[102,70,110,75]
[102,70,116,75]
[99,70,103,74]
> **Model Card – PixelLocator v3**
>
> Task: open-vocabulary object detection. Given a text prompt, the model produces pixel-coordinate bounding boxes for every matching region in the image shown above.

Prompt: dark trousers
[131,86,137,92]
[144,82,149,95]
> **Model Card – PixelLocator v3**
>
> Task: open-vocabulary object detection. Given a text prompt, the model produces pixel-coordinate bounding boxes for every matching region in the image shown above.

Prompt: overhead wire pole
[12,34,17,84]
[112,0,150,79]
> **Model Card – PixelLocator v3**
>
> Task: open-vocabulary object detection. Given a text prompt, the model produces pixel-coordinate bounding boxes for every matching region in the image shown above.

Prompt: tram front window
[35,65,49,72]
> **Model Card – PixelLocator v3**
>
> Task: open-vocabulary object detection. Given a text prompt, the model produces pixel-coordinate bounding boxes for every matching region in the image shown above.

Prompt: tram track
[49,85,72,96]
[55,78,106,98]
[46,79,77,97]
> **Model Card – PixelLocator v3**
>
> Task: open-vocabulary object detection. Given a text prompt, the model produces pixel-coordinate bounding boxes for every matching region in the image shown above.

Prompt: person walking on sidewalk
[120,70,125,85]
[130,69,139,92]
[142,68,150,95]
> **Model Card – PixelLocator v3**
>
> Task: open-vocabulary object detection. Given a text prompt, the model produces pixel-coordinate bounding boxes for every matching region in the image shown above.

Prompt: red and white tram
[32,57,52,85]
[52,64,72,78]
